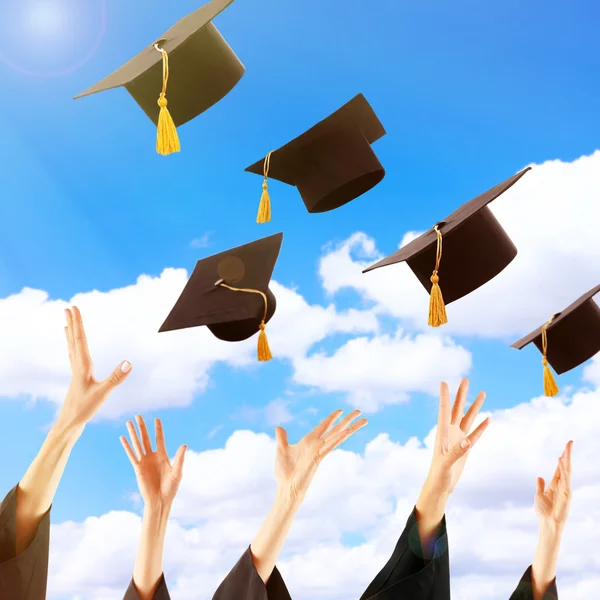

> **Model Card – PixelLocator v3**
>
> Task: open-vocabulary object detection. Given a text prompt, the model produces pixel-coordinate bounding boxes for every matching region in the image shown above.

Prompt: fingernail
[460,438,470,449]
[121,361,132,373]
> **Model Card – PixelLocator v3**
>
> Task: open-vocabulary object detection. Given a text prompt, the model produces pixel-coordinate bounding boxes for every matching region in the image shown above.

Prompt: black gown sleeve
[508,566,558,600]
[0,484,52,600]
[359,507,450,600]
[212,546,292,600]
[123,574,171,600]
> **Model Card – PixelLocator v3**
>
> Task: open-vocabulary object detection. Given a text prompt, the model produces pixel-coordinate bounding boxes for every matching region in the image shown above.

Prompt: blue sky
[0,0,599,550]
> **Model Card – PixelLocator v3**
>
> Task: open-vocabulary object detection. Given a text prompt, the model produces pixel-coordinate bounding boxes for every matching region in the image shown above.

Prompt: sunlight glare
[24,1,67,38]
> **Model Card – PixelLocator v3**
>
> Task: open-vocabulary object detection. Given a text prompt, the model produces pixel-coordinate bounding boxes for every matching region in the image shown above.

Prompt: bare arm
[250,489,301,584]
[531,524,563,600]
[132,503,171,600]
[16,306,131,556]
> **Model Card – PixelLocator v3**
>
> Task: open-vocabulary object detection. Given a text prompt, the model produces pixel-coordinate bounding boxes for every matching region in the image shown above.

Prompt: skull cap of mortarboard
[159,233,283,361]
[362,167,532,327]
[511,284,600,395]
[74,0,244,155]
[246,94,386,223]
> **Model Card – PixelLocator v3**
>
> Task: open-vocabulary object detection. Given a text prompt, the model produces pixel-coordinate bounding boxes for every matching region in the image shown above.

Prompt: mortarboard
[362,167,532,327]
[246,94,386,223]
[159,232,283,360]
[74,0,244,155]
[511,284,600,396]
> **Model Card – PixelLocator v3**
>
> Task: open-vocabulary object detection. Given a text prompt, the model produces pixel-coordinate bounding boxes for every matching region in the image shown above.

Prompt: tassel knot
[541,318,559,396]
[256,152,273,224]
[427,226,448,328]
[154,46,180,156]
[257,321,273,362]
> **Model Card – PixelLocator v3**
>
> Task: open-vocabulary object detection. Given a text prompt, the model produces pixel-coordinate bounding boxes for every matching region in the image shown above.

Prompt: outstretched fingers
[120,436,139,468]
[461,391,486,434]
[311,409,344,439]
[155,418,168,457]
[71,306,93,371]
[438,382,451,439]
[172,445,188,480]
[324,410,362,440]
[136,415,154,454]
[451,378,469,424]
[126,420,144,460]
[321,417,368,456]
[536,477,546,497]
[466,416,490,446]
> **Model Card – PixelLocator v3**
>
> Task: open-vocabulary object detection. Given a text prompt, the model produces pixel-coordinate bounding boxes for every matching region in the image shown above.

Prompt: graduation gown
[212,546,292,600]
[509,566,558,600]
[0,485,51,600]
[123,574,171,600]
[122,547,292,600]
[359,508,450,600]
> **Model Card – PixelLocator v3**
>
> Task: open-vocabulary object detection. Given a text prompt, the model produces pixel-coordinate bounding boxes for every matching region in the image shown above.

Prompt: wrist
[417,480,449,513]
[51,414,85,445]
[275,485,304,510]
[539,520,565,541]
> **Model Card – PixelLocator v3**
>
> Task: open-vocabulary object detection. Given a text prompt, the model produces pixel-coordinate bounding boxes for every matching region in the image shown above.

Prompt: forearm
[250,488,302,584]
[531,523,563,600]
[16,416,83,554]
[132,503,171,600]
[415,482,448,560]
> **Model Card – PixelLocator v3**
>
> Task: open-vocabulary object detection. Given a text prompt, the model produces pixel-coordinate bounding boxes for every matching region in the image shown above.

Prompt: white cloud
[47,383,600,600]
[292,330,472,412]
[319,151,600,340]
[0,273,379,419]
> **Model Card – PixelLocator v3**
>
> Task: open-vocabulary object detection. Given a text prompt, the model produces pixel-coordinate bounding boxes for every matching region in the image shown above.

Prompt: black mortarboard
[74,0,244,155]
[246,94,386,223]
[363,168,532,327]
[159,233,283,360]
[511,284,600,396]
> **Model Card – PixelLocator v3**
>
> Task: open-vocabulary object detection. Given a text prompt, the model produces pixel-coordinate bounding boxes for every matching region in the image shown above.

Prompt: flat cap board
[75,0,235,97]
[511,284,600,374]
[245,94,386,186]
[74,0,244,127]
[159,232,283,335]
[363,167,531,272]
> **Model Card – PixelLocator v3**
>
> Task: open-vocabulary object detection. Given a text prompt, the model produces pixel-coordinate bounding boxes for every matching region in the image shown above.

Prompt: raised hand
[121,415,187,508]
[423,379,490,497]
[274,409,368,502]
[59,306,132,429]
[534,441,573,528]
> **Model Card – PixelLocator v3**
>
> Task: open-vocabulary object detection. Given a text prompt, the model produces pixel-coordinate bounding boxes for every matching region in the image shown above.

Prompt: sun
[24,1,68,38]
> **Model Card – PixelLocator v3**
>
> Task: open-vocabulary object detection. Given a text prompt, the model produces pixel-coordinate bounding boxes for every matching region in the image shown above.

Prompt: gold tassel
[541,317,559,396]
[218,282,273,361]
[257,321,273,361]
[154,45,180,156]
[428,226,448,327]
[257,151,273,224]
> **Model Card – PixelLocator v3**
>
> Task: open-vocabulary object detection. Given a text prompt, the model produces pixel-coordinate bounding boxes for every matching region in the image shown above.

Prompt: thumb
[172,445,188,480]
[100,360,132,392]
[447,437,471,465]
[536,477,545,497]
[275,427,288,448]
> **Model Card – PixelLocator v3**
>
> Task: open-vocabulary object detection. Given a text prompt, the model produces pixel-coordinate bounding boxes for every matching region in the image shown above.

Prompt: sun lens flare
[0,0,107,78]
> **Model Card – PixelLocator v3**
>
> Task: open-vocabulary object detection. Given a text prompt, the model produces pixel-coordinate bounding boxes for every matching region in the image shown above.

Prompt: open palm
[275,409,367,502]
[60,306,132,428]
[121,415,187,507]
[535,441,573,526]
[426,379,490,495]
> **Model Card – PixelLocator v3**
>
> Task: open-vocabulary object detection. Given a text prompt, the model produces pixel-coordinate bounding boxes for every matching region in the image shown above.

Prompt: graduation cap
[74,0,244,155]
[511,284,600,396]
[246,94,386,223]
[362,167,532,327]
[159,233,283,360]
